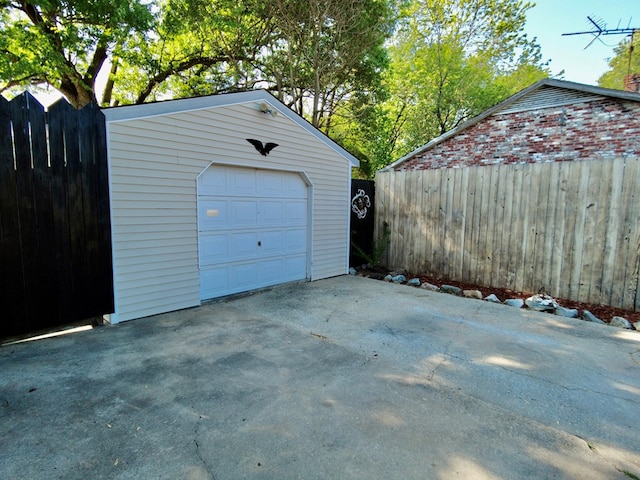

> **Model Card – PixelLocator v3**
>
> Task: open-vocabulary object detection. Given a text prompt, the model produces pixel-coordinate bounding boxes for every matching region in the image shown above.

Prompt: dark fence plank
[28,93,59,329]
[1,93,113,338]
[8,93,40,330]
[48,99,76,322]
[0,96,29,336]
[78,103,102,319]
[91,104,114,314]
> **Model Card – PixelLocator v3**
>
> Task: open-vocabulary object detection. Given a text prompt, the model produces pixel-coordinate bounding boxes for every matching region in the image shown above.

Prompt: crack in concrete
[489,365,640,406]
[573,434,640,480]
[429,343,451,381]
[193,419,215,480]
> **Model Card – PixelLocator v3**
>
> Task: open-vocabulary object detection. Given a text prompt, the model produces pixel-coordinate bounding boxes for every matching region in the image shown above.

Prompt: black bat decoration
[246,138,279,156]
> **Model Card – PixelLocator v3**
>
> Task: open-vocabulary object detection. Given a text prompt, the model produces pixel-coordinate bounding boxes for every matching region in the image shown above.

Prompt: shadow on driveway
[1,275,639,479]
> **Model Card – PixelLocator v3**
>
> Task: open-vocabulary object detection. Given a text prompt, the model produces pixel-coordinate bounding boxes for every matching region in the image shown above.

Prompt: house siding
[105,98,352,323]
[397,97,640,171]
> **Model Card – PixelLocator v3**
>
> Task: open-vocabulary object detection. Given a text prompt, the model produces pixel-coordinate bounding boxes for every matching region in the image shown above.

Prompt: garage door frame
[196,162,314,300]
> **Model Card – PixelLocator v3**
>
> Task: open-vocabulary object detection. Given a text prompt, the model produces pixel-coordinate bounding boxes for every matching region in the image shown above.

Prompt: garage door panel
[230,200,258,227]
[260,259,285,284]
[200,266,230,299]
[198,165,227,195]
[198,166,308,301]
[260,171,284,196]
[198,200,228,231]
[230,169,257,196]
[260,200,285,226]
[260,230,284,255]
[199,233,229,265]
[285,229,306,252]
[284,255,307,280]
[285,175,308,198]
[230,232,258,260]
[285,200,307,226]
[230,263,259,289]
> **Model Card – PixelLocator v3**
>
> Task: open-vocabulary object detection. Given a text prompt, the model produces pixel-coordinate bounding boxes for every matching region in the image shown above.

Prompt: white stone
[504,298,524,308]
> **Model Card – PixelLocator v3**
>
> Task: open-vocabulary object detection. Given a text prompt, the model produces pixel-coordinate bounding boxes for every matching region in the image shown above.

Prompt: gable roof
[102,89,359,167]
[381,78,640,172]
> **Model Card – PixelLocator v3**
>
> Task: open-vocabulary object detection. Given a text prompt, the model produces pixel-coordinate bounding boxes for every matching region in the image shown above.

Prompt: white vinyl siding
[105,93,353,322]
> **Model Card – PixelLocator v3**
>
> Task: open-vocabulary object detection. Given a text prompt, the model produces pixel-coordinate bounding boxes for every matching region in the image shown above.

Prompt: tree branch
[135,54,230,104]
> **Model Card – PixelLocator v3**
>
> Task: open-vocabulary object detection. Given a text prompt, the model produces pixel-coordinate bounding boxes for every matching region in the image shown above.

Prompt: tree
[1,0,393,122]
[0,0,154,108]
[108,0,275,105]
[260,0,394,130]
[598,33,640,91]
[375,0,550,169]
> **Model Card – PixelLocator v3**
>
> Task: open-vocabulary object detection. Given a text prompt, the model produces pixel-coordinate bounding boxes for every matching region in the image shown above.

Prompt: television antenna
[562,16,638,79]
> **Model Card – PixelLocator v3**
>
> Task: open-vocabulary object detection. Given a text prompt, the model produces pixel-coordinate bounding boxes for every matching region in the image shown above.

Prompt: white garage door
[197,165,308,300]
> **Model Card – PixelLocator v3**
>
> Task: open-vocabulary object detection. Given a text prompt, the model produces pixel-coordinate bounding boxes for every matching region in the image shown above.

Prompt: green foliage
[0,0,155,107]
[351,221,391,267]
[1,0,393,118]
[111,0,273,104]
[261,0,394,129]
[2,0,556,175]
[373,0,551,168]
[598,34,640,91]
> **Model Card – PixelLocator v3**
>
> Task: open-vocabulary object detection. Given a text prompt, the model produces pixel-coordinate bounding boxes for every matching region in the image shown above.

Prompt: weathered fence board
[0,93,114,338]
[376,156,640,310]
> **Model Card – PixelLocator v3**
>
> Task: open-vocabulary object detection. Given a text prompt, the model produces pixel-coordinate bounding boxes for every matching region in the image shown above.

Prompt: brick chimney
[624,74,640,93]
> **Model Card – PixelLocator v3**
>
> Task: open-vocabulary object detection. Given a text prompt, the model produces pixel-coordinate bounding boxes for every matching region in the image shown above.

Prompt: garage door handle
[258,241,261,246]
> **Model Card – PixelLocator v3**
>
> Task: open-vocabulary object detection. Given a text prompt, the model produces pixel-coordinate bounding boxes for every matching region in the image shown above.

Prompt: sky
[524,0,638,85]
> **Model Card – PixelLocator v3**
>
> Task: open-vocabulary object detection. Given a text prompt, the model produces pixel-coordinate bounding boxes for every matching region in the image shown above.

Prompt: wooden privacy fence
[0,92,113,338]
[376,157,640,311]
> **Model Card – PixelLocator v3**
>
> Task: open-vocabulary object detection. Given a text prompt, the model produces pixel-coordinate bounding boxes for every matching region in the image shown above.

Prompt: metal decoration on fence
[350,180,375,267]
[351,188,371,219]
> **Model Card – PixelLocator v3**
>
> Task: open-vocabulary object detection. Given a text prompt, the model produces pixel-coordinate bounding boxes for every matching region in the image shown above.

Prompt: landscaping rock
[391,274,407,284]
[407,278,421,287]
[383,274,393,282]
[504,298,524,308]
[484,294,501,303]
[634,322,640,331]
[349,267,357,275]
[389,270,407,277]
[441,285,462,295]
[610,316,632,329]
[463,289,483,299]
[367,272,388,281]
[421,282,440,291]
[555,306,579,318]
[581,310,606,324]
[525,294,558,312]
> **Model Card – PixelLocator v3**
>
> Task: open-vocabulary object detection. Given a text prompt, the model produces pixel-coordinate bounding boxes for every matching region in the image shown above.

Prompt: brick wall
[397,98,640,171]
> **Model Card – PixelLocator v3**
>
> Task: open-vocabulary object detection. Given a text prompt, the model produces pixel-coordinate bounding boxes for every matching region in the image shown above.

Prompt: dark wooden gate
[350,179,375,267]
[0,92,113,338]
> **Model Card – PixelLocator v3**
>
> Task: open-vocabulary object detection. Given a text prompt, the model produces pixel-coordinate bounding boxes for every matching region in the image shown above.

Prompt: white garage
[103,90,358,323]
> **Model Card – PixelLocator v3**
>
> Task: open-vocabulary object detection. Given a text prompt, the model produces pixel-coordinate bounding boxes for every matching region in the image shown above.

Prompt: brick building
[384,78,640,172]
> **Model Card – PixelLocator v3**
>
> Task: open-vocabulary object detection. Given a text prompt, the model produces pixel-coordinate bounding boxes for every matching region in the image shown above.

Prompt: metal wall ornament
[351,188,371,219]
[246,138,279,156]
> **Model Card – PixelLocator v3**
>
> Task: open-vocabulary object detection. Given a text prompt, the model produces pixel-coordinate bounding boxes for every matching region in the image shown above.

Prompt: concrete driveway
[1,275,639,479]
